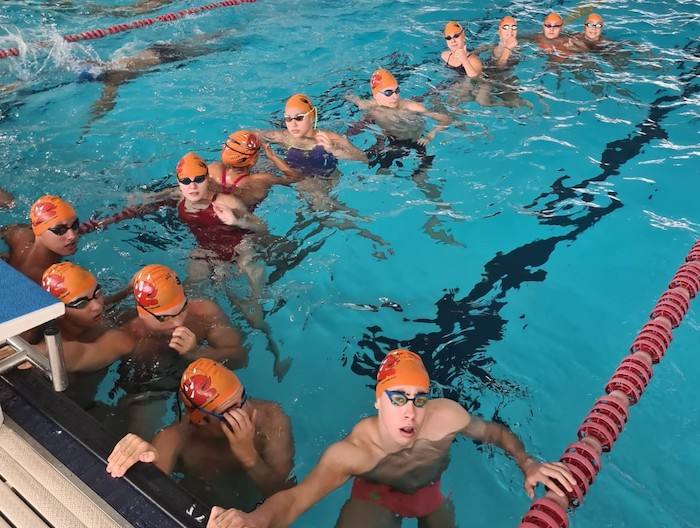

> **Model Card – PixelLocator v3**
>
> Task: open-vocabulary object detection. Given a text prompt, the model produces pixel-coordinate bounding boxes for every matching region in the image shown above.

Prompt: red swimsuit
[351,477,445,518]
[177,195,246,261]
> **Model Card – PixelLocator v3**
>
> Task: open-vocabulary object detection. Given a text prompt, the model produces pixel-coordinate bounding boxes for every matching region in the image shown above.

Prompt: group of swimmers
[0,10,622,527]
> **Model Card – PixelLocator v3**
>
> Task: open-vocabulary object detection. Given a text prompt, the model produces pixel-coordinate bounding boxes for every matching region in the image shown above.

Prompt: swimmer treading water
[0,3,694,526]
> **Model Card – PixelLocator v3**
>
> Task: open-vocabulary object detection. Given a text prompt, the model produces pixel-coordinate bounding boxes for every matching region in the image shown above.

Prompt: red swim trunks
[350,477,445,518]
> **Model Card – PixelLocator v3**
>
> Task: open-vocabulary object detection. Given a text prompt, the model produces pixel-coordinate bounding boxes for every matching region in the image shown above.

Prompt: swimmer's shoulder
[102,327,138,352]
[440,50,450,63]
[208,161,225,179]
[327,418,382,474]
[188,298,230,325]
[2,224,33,246]
[249,399,291,432]
[118,314,145,337]
[399,99,427,113]
[423,398,470,436]
[188,298,218,313]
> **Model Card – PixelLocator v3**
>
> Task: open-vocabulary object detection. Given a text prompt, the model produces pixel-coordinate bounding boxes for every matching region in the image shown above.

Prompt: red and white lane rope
[518,241,700,527]
[0,0,256,60]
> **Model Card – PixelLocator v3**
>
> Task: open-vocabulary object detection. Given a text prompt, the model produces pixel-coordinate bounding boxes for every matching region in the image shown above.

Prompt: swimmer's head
[543,12,563,39]
[370,68,400,108]
[30,195,79,256]
[584,13,604,41]
[77,70,97,82]
[284,94,317,138]
[132,264,188,331]
[176,152,209,203]
[375,349,430,446]
[444,21,465,50]
[180,358,246,425]
[43,262,103,325]
[498,16,517,36]
[221,130,260,170]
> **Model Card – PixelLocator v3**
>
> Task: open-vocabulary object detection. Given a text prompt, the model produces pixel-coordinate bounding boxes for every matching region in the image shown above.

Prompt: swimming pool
[1,0,699,526]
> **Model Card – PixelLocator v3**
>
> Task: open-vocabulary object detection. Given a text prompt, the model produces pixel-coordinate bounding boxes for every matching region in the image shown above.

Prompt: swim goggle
[179,387,248,421]
[284,108,315,123]
[177,175,207,185]
[48,218,80,236]
[444,30,463,41]
[385,389,430,408]
[500,24,517,30]
[584,22,603,28]
[137,298,189,322]
[543,23,562,28]
[380,87,400,97]
[65,284,103,309]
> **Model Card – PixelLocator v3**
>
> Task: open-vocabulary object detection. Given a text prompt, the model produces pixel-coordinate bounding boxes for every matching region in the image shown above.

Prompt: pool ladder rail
[518,241,700,527]
[0,326,68,392]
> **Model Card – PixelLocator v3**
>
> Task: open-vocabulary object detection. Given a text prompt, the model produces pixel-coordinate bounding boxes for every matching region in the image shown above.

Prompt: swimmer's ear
[374,400,379,410]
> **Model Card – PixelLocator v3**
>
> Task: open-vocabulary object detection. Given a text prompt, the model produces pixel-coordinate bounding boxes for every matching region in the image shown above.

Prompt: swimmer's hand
[261,141,277,160]
[500,35,518,50]
[314,131,335,152]
[169,326,198,355]
[212,202,249,228]
[106,433,159,478]
[221,408,259,468]
[522,458,576,499]
[207,506,259,528]
[417,131,436,146]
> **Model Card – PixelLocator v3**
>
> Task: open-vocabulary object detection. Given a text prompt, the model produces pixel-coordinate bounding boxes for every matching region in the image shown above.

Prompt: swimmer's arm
[214,195,267,234]
[460,52,483,78]
[326,132,369,163]
[244,440,362,528]
[150,424,186,474]
[196,303,248,368]
[460,415,534,471]
[0,187,14,209]
[242,406,295,496]
[258,130,287,145]
[493,43,514,67]
[104,277,134,306]
[345,94,376,111]
[404,101,452,144]
[261,143,303,184]
[36,330,135,373]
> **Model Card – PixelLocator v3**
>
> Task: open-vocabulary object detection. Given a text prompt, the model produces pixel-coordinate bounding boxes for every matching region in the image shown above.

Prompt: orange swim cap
[42,262,97,304]
[176,152,208,180]
[370,68,398,95]
[585,13,604,25]
[376,349,430,398]
[285,93,315,115]
[444,21,463,36]
[132,264,186,317]
[543,12,563,26]
[30,195,77,236]
[221,130,261,168]
[180,358,243,424]
[499,16,516,28]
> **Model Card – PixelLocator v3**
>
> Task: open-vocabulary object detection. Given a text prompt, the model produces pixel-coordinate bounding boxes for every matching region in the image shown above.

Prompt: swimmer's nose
[403,403,417,419]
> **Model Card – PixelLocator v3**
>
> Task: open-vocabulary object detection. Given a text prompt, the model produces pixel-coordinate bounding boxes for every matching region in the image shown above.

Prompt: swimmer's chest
[363,436,454,492]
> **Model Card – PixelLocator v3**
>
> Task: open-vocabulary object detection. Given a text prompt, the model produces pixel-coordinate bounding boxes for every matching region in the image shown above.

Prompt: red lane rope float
[518,241,700,527]
[0,0,256,60]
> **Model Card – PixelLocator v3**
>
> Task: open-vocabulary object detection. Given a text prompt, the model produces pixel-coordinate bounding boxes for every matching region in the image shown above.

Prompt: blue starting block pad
[0,260,64,341]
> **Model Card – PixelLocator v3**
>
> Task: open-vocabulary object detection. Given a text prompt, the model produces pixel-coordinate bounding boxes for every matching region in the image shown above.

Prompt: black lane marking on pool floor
[353,43,700,411]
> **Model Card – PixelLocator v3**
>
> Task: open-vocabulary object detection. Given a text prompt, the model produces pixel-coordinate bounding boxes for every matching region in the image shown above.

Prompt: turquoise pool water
[1,0,699,526]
